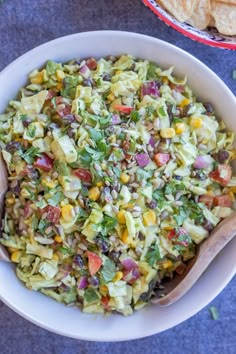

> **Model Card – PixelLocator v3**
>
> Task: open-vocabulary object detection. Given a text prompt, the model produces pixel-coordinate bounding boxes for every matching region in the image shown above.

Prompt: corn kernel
[100,285,108,296]
[8,247,18,253]
[56,69,66,82]
[96,181,104,188]
[109,135,116,143]
[56,83,63,91]
[190,117,203,128]
[6,197,15,205]
[120,173,130,184]
[143,210,157,226]
[122,202,135,209]
[175,122,185,135]
[30,71,44,84]
[115,70,122,75]
[160,128,176,139]
[42,178,57,189]
[121,228,132,245]
[161,260,173,269]
[229,191,235,202]
[61,204,74,222]
[179,98,190,108]
[88,187,100,201]
[117,210,126,224]
[113,271,123,282]
[107,93,115,101]
[11,250,22,263]
[52,254,59,261]
[229,186,236,193]
[162,77,169,84]
[54,235,63,243]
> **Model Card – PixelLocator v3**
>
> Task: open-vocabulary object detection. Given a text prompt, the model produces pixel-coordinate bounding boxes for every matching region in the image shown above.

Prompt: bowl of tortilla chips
[143,0,236,49]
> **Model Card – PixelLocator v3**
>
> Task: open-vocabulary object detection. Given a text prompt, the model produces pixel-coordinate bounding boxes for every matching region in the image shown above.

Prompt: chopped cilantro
[209,306,219,320]
[84,288,100,304]
[61,76,80,99]
[27,124,36,138]
[146,244,161,266]
[88,128,104,142]
[47,192,64,206]
[101,258,116,282]
[147,62,158,79]
[130,111,141,122]
[21,146,41,164]
[55,160,70,176]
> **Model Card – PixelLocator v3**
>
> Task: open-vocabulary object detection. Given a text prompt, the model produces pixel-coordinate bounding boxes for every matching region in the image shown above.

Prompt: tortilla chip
[187,0,211,30]
[211,1,236,35]
[208,15,216,27]
[217,0,236,4]
[157,0,196,22]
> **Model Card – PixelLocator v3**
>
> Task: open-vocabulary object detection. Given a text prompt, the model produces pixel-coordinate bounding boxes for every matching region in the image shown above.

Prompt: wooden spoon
[0,152,235,303]
[0,152,10,261]
[153,211,236,306]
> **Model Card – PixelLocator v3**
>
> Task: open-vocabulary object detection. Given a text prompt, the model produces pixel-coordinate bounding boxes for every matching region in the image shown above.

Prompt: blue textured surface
[0,0,235,352]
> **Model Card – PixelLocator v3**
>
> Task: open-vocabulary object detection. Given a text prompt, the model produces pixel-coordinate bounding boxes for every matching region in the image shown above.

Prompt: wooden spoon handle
[0,153,10,262]
[156,211,236,306]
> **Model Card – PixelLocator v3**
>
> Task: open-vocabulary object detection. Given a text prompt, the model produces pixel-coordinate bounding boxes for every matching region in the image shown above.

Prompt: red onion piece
[122,268,140,285]
[142,81,160,98]
[149,137,155,148]
[135,153,150,167]
[79,64,90,78]
[121,257,138,271]
[193,155,212,169]
[78,276,88,289]
[112,114,121,125]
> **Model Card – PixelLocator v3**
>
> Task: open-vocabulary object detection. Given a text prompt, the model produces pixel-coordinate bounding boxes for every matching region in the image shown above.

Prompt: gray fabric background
[0,0,235,353]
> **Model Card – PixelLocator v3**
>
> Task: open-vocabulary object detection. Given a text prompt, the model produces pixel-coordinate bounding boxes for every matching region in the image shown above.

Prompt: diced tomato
[42,206,61,224]
[24,201,33,218]
[87,251,102,276]
[154,153,170,167]
[169,83,185,93]
[214,195,232,208]
[101,296,111,311]
[199,195,214,209]
[46,90,57,100]
[209,164,232,186]
[175,263,187,275]
[73,168,92,182]
[53,96,72,117]
[34,154,54,172]
[112,104,133,115]
[86,58,97,70]
[168,228,190,247]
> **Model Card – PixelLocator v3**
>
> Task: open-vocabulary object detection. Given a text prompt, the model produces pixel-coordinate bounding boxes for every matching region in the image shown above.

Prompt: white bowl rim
[0,30,235,341]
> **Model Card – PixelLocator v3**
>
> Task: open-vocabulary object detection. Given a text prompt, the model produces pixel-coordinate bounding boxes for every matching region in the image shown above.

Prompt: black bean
[82,79,93,87]
[95,237,109,253]
[174,175,183,181]
[103,73,111,81]
[62,114,75,125]
[203,219,214,232]
[73,59,81,66]
[109,251,120,263]
[22,118,32,127]
[47,123,60,131]
[105,126,115,135]
[138,232,145,241]
[5,141,22,153]
[146,200,157,209]
[158,138,171,153]
[182,104,193,117]
[27,167,40,180]
[203,103,214,114]
[89,275,100,287]
[10,180,21,195]
[167,105,174,123]
[73,255,84,268]
[67,127,76,139]
[217,150,229,163]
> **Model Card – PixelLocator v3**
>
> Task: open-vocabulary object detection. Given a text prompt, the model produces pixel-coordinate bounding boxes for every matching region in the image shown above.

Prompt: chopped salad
[0,55,236,316]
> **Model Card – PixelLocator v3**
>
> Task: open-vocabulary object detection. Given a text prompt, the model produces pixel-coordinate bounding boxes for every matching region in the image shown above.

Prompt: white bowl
[0,31,235,341]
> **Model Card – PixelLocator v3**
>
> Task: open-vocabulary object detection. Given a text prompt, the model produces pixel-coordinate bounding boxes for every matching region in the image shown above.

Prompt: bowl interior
[143,0,236,49]
[0,31,236,341]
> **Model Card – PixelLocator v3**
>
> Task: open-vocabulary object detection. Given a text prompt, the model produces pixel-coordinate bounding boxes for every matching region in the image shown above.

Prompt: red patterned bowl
[143,0,236,50]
